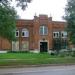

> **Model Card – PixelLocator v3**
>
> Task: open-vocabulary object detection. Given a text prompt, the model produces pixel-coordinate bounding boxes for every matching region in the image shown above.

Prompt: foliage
[0,0,32,10]
[0,4,17,41]
[71,51,75,57]
[0,0,32,41]
[64,0,75,44]
[58,51,70,57]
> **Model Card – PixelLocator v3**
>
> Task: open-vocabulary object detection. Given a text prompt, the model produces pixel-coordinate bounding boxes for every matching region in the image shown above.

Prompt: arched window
[40,26,48,35]
[22,28,29,37]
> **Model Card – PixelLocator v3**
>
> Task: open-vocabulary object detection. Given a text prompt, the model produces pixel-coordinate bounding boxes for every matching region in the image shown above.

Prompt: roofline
[16,19,33,21]
[52,21,66,23]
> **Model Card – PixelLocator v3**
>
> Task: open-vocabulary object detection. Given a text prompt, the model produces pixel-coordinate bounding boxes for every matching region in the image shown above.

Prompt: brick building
[0,15,67,52]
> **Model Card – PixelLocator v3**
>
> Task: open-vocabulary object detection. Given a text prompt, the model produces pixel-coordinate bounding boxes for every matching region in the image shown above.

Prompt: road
[0,65,75,75]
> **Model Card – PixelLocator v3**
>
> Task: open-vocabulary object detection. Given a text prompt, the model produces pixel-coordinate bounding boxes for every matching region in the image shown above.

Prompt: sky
[15,0,67,21]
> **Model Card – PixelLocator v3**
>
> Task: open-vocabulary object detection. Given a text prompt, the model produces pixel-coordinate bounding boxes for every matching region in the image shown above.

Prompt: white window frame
[15,30,19,37]
[22,28,29,37]
[40,26,48,35]
[61,31,67,38]
[53,31,59,38]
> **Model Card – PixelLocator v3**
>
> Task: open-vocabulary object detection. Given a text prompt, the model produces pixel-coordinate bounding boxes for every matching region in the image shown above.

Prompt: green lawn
[0,53,75,66]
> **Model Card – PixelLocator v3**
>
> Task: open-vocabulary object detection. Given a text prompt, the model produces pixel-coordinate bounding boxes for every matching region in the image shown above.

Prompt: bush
[58,51,66,57]
[71,51,75,57]
[50,50,57,56]
[58,50,70,57]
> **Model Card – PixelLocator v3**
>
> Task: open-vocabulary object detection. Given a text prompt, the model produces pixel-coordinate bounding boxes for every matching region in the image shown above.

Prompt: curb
[0,63,75,68]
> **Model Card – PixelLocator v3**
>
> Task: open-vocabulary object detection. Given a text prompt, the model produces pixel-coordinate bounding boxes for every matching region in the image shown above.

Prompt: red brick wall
[0,15,66,51]
[0,38,11,50]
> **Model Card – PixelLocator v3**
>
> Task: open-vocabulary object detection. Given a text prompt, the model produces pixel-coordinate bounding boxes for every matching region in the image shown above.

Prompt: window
[53,32,59,38]
[12,41,19,50]
[61,39,67,49]
[22,41,29,50]
[22,28,29,37]
[61,31,67,38]
[16,30,19,37]
[40,26,48,35]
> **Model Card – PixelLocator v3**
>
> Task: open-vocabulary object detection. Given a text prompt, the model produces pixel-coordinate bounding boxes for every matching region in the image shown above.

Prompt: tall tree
[0,0,32,41]
[0,0,32,10]
[0,4,17,41]
[16,0,32,10]
[65,0,75,44]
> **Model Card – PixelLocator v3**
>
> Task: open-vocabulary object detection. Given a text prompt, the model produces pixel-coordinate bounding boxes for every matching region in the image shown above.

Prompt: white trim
[30,50,40,53]
[12,41,19,51]
[15,30,19,37]
[61,31,67,38]
[0,51,7,53]
[21,41,29,51]
[39,26,48,35]
[53,31,59,38]
[22,28,29,37]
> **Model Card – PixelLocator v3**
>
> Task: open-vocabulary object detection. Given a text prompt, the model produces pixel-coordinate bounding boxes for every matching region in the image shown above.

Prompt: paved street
[0,65,75,75]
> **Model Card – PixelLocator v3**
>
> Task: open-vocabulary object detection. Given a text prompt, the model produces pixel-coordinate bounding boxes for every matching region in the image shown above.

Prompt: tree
[0,4,17,41]
[64,0,75,44]
[0,0,32,41]
[0,0,32,10]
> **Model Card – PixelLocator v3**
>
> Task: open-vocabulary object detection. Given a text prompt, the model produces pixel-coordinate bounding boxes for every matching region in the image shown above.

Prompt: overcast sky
[15,0,67,21]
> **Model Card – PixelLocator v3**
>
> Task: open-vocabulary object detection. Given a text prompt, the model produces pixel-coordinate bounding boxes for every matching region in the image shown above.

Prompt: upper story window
[16,30,19,37]
[40,25,48,35]
[22,28,29,37]
[61,31,67,38]
[53,32,59,38]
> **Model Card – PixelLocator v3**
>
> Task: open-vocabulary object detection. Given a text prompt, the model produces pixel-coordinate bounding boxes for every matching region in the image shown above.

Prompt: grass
[0,53,75,66]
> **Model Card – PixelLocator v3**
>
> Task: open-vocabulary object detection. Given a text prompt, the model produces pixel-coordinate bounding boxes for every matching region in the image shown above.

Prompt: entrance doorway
[40,42,48,52]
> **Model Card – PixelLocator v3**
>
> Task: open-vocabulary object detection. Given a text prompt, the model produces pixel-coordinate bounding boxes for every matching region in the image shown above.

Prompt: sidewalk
[0,63,75,68]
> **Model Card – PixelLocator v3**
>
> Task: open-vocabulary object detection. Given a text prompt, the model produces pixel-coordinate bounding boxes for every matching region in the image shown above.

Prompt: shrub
[71,51,75,57]
[58,50,74,57]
